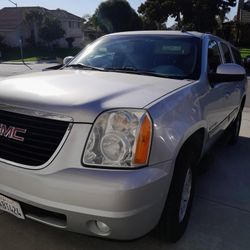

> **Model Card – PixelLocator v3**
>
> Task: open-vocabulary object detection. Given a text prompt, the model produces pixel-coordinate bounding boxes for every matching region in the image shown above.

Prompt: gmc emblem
[0,123,27,142]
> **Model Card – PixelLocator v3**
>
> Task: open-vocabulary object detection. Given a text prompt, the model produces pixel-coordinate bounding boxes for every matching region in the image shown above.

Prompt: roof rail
[181,27,186,32]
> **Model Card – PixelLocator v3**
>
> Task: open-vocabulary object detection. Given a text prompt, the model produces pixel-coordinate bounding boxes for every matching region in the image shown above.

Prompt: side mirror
[208,63,246,83]
[63,56,74,65]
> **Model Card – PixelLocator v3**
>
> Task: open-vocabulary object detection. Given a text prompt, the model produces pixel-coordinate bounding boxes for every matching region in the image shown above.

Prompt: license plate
[0,194,25,219]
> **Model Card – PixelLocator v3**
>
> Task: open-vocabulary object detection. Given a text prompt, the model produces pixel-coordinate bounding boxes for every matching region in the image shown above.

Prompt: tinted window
[221,43,233,63]
[208,40,222,73]
[71,35,201,80]
[231,47,243,65]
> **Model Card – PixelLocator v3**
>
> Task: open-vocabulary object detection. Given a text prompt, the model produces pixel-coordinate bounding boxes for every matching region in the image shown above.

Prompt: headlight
[83,109,152,168]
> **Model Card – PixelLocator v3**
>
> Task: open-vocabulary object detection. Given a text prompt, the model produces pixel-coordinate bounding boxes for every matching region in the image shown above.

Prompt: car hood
[0,70,192,122]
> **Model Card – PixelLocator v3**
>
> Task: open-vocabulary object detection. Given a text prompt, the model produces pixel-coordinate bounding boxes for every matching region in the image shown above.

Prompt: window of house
[221,43,233,63]
[208,40,222,73]
[69,21,72,28]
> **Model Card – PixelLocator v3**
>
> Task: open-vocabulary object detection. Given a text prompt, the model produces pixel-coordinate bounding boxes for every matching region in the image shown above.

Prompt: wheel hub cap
[179,168,192,223]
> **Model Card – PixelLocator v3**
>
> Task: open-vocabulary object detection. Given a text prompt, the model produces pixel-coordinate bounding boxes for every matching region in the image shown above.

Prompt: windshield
[69,35,201,80]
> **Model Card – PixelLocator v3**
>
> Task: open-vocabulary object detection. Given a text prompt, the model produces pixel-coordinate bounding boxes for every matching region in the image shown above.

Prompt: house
[0,6,84,48]
[237,0,250,23]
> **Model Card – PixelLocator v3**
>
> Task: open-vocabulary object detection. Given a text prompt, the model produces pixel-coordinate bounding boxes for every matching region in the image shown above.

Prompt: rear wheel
[158,151,196,242]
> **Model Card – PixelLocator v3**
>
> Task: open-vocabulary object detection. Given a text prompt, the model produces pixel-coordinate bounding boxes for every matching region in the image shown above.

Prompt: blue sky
[0,0,143,16]
[0,0,237,25]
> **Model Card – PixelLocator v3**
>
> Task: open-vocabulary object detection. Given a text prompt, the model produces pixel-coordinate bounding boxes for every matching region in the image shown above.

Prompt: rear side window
[208,40,222,73]
[221,43,233,63]
[231,47,243,65]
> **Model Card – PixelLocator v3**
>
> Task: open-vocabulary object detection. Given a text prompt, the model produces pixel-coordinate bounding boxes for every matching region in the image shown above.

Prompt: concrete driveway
[0,65,249,250]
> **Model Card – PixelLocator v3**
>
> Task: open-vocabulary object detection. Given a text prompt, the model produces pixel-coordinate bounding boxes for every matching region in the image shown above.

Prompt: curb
[0,61,36,65]
[0,61,58,65]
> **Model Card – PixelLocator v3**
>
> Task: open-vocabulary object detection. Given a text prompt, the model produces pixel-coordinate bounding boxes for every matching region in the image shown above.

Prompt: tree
[25,9,66,47]
[39,17,65,46]
[0,35,4,47]
[138,0,179,29]
[182,0,236,32]
[0,35,8,60]
[25,9,44,46]
[93,0,142,33]
[66,37,75,48]
[180,0,219,32]
[140,16,158,30]
[243,0,250,11]
[138,0,236,32]
[81,14,90,29]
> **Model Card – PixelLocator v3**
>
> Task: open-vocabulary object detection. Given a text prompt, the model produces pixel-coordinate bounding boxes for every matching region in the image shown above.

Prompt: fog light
[95,221,110,234]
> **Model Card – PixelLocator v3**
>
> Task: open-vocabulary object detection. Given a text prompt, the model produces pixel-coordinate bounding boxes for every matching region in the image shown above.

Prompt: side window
[221,43,233,63]
[208,40,222,73]
[231,47,243,65]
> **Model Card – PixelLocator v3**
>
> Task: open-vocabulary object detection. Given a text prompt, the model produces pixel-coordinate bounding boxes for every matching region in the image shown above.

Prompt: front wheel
[157,153,195,242]
[228,109,242,145]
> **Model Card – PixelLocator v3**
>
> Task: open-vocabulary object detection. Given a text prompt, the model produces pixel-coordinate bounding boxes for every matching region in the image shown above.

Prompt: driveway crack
[195,195,250,215]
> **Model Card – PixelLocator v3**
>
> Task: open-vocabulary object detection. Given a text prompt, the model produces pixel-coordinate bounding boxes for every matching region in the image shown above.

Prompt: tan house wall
[238,0,250,23]
[0,29,20,47]
[1,23,37,47]
[0,7,85,48]
[241,9,250,23]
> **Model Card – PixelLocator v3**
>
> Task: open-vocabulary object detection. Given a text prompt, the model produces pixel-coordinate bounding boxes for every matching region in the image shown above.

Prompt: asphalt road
[0,62,58,78]
[0,64,250,250]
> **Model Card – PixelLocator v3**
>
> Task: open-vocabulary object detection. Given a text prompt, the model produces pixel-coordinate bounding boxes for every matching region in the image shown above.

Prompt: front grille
[0,110,70,167]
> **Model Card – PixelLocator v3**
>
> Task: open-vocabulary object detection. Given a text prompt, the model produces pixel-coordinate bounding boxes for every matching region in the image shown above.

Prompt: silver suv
[0,31,247,242]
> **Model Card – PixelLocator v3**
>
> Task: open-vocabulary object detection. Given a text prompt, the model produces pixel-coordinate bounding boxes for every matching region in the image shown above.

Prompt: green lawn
[13,57,40,62]
[239,48,250,59]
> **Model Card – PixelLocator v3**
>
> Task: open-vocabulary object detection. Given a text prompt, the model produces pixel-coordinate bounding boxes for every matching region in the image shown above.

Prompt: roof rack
[181,27,186,32]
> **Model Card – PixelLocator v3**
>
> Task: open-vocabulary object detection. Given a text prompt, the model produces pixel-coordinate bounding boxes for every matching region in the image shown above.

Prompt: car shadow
[197,134,250,175]
[1,137,250,250]
[195,134,250,209]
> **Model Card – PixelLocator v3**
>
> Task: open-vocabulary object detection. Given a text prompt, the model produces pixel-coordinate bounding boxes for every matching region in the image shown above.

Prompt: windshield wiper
[105,67,188,80]
[105,66,139,72]
[66,63,105,71]
[105,67,156,76]
[66,64,189,80]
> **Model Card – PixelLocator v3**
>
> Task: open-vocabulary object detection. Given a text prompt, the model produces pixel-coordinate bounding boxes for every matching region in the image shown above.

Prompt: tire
[197,152,215,175]
[228,109,242,145]
[157,150,196,243]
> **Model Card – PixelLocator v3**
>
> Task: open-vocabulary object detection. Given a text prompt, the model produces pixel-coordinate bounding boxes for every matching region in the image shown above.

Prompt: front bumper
[0,160,172,240]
